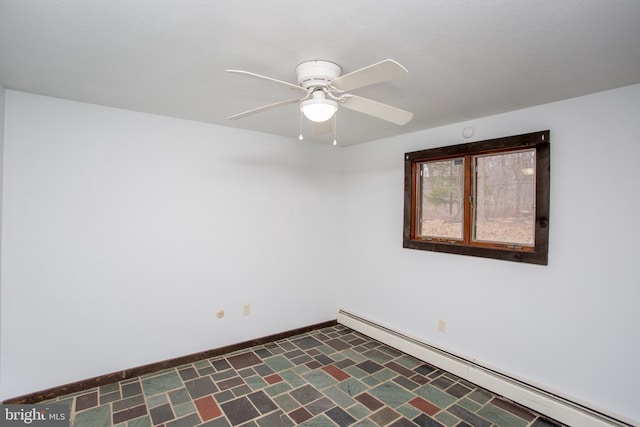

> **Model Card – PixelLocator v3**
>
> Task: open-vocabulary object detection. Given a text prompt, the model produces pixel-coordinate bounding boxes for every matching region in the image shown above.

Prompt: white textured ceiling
[1,1,639,146]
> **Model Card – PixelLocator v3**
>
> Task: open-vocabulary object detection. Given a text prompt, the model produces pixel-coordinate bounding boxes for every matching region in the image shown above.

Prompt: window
[403,130,550,265]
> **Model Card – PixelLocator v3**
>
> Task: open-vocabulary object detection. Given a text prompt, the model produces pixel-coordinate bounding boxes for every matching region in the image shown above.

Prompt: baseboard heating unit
[337,309,632,427]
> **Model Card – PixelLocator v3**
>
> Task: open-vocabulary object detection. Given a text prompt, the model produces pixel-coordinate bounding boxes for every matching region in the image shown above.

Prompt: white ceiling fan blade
[226,69,307,93]
[313,120,332,135]
[330,59,409,92]
[227,98,301,120]
[340,95,414,125]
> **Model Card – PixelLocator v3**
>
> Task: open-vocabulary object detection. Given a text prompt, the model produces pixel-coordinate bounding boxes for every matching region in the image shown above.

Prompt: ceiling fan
[226,59,413,142]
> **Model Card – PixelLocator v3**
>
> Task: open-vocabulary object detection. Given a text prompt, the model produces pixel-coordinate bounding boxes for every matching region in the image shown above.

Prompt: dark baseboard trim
[4,319,337,404]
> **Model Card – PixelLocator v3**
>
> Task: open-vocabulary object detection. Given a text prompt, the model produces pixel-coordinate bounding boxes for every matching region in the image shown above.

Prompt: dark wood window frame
[403,130,550,265]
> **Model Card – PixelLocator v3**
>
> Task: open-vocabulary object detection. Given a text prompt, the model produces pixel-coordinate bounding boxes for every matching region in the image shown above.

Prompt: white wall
[340,83,640,425]
[0,91,342,400]
[0,84,5,391]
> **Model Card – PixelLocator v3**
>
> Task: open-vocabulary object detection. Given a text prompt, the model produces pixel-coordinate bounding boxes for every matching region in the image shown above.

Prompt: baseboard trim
[337,309,633,427]
[3,319,337,404]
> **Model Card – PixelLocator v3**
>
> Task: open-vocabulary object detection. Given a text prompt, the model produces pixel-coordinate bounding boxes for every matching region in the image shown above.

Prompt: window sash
[471,149,536,248]
[417,158,465,241]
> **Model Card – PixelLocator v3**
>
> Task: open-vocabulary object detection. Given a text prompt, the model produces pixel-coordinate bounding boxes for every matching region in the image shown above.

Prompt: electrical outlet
[242,304,251,316]
[438,320,446,333]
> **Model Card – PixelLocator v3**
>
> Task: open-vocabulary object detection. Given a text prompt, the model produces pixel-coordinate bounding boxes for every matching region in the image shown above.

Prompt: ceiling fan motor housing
[296,60,342,89]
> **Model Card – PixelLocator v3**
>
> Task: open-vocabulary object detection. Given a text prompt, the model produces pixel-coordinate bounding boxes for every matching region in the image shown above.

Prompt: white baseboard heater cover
[337,309,632,427]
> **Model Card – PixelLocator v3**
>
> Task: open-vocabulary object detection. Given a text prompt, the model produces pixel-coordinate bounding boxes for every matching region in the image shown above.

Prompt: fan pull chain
[298,111,304,141]
[332,113,338,146]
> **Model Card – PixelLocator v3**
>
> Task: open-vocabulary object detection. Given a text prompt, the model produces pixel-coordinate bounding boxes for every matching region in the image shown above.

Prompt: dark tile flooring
[45,325,563,427]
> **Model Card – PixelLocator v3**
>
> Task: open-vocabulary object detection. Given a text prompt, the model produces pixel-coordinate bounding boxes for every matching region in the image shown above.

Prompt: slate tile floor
[45,325,563,427]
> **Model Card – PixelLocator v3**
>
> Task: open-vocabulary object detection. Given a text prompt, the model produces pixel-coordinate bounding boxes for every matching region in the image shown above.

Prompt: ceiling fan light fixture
[227,59,413,134]
[300,91,338,122]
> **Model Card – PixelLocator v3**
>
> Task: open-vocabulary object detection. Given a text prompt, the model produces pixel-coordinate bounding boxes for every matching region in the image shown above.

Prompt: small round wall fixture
[462,126,475,139]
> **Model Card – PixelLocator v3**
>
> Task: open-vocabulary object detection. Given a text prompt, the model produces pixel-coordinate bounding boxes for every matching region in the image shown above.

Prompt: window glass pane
[418,158,464,240]
[473,150,535,246]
